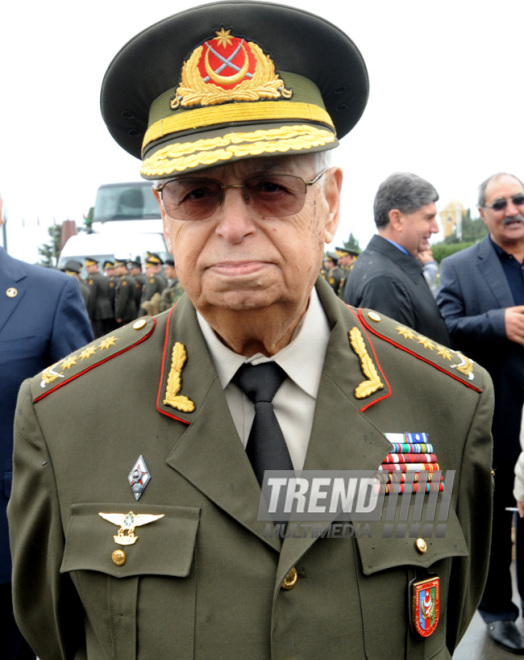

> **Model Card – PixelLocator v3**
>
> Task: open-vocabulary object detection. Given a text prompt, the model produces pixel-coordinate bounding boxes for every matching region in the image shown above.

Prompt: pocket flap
[61,503,200,578]
[355,506,468,575]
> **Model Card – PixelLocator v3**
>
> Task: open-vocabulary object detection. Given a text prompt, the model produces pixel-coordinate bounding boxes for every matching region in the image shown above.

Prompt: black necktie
[233,362,293,485]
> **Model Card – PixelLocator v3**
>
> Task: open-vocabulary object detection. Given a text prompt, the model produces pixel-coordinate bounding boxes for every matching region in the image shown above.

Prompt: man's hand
[417,249,435,265]
[504,306,524,344]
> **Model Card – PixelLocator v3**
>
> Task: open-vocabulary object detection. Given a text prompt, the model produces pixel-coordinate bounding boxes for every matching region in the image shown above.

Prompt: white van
[57,232,169,276]
[91,181,163,235]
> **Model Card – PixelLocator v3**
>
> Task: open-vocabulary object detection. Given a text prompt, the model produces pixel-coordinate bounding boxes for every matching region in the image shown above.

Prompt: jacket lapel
[0,249,27,335]
[158,297,281,552]
[476,235,514,307]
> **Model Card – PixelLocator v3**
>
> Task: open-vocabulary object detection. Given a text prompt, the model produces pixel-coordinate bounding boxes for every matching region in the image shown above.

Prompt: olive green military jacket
[8,277,493,659]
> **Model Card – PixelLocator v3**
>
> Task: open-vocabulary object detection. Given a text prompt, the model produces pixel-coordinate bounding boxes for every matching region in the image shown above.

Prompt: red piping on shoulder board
[349,308,392,412]
[35,318,158,403]
[156,305,190,425]
[357,309,482,394]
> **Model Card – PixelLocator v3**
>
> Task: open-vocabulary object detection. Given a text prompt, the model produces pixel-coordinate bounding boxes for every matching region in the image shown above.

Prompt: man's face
[165,264,176,279]
[479,175,524,248]
[397,202,439,257]
[157,155,341,318]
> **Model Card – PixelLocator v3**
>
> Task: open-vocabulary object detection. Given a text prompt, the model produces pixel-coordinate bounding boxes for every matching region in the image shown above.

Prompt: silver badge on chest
[128,455,151,501]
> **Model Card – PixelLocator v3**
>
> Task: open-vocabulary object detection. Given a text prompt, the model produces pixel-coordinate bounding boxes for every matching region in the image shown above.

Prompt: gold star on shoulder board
[61,355,78,370]
[98,336,118,351]
[397,325,415,340]
[417,336,435,350]
[436,345,452,361]
[80,346,97,360]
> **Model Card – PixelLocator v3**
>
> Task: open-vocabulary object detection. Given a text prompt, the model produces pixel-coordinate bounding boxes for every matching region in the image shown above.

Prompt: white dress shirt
[197,288,331,470]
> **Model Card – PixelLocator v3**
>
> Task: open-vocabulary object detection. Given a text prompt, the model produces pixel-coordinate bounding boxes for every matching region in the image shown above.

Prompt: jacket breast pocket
[354,506,469,660]
[61,503,200,660]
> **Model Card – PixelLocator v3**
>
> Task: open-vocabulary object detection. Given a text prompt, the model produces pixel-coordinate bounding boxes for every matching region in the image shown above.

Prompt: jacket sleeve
[8,381,86,659]
[49,276,94,362]
[446,376,494,651]
[437,259,507,343]
[514,412,524,502]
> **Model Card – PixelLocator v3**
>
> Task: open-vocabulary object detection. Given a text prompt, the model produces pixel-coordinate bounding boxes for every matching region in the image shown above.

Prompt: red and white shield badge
[411,576,440,637]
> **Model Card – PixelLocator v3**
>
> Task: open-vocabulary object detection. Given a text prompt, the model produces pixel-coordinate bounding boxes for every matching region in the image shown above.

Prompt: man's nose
[215,186,257,242]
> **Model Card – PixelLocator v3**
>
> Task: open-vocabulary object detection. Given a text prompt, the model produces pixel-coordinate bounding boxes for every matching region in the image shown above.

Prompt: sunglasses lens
[161,179,222,220]
[491,200,507,211]
[513,195,524,206]
[160,174,308,220]
[246,175,305,217]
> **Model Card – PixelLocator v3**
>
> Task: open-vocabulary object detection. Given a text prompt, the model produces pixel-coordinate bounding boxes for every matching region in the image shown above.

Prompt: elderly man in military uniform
[9,3,493,659]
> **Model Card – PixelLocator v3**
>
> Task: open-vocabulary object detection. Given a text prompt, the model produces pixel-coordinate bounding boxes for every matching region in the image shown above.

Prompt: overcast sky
[1,0,522,262]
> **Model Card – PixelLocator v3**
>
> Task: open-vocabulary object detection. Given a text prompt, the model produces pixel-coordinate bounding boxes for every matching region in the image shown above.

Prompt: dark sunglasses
[154,171,326,221]
[485,194,524,212]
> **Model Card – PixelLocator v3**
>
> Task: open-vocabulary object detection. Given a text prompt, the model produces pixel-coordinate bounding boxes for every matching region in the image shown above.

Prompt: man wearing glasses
[438,173,524,654]
[8,3,494,658]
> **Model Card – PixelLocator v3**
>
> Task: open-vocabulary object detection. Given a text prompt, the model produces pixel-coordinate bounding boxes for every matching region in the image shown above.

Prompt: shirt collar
[197,286,331,399]
[383,237,411,256]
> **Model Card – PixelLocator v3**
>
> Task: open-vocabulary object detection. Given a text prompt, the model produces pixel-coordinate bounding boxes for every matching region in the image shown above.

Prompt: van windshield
[93,183,161,222]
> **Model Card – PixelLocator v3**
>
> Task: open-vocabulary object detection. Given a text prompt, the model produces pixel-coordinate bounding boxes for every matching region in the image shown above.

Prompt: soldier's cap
[145,253,164,266]
[62,260,82,275]
[100,1,369,179]
[114,258,128,268]
[335,246,359,258]
[127,258,142,269]
[165,258,175,267]
[103,259,115,269]
[325,251,338,262]
[85,257,98,267]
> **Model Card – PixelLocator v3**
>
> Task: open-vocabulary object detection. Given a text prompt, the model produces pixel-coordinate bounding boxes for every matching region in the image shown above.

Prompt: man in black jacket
[344,172,450,346]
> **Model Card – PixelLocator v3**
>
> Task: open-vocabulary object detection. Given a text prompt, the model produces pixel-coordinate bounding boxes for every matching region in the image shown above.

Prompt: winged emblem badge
[98,511,164,546]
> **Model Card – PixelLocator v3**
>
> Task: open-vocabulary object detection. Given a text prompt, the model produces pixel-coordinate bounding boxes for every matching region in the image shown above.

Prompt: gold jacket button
[133,319,147,330]
[281,567,298,590]
[415,538,428,554]
[112,549,126,566]
[367,311,381,323]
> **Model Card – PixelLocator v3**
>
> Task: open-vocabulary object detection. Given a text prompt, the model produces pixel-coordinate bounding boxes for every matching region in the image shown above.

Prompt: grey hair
[478,172,524,207]
[373,172,439,229]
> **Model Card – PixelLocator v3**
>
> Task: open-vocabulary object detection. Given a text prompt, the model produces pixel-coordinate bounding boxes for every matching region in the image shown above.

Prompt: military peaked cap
[100,1,369,178]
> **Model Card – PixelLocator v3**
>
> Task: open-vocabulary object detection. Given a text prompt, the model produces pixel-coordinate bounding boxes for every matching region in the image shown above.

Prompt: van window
[93,183,160,223]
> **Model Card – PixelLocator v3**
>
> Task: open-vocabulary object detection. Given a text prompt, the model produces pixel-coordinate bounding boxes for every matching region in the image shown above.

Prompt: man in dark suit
[0,197,93,658]
[344,172,450,346]
[8,4,494,658]
[437,172,524,653]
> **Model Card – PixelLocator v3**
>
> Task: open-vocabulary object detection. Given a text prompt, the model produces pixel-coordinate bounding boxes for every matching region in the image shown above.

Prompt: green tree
[443,209,487,245]
[38,225,62,267]
[343,232,361,252]
[83,206,94,233]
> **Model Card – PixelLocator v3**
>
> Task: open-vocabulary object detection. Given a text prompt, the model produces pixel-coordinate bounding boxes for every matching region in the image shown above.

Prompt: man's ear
[324,167,343,240]
[153,188,173,253]
[388,209,403,232]
[478,205,488,225]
